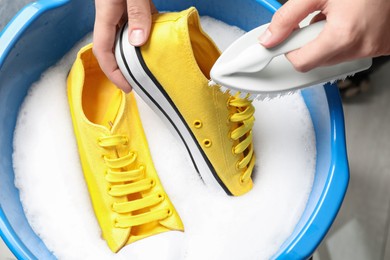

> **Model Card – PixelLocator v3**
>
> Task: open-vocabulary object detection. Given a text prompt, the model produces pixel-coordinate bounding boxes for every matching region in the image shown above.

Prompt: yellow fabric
[67,44,184,253]
[141,7,256,195]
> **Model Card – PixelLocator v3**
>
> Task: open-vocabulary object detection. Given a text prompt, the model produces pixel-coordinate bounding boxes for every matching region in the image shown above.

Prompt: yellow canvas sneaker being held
[115,7,256,196]
[67,43,183,253]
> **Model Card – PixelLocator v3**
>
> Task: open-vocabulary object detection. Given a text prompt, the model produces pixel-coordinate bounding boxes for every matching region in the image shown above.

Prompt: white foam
[12,16,316,260]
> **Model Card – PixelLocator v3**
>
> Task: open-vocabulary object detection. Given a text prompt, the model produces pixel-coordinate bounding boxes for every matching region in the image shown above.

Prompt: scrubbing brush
[210,20,372,99]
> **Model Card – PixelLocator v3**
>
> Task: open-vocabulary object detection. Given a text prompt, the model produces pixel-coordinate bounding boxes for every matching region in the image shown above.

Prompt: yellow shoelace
[228,93,256,183]
[98,135,170,228]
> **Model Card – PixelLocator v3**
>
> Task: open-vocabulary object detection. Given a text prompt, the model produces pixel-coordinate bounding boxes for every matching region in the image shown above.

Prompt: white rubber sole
[115,24,231,195]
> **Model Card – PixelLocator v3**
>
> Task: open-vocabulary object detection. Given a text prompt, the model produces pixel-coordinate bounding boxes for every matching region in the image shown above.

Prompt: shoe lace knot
[228,93,256,183]
[98,135,171,228]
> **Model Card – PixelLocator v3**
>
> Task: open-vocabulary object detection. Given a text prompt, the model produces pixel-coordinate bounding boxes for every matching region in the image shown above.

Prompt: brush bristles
[331,73,355,85]
[208,80,299,101]
[208,80,230,94]
[209,80,254,99]
[208,80,218,87]
[210,71,356,102]
[255,90,297,101]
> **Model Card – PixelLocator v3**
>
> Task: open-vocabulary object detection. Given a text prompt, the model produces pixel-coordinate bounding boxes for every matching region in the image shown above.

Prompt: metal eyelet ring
[235,161,241,171]
[139,164,146,172]
[239,175,246,184]
[227,114,233,124]
[123,136,129,145]
[203,139,212,148]
[157,193,165,200]
[114,218,119,228]
[130,151,137,158]
[193,120,202,129]
[232,145,238,155]
[228,130,234,141]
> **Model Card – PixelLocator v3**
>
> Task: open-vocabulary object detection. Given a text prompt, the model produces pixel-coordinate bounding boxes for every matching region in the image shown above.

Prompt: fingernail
[123,88,132,94]
[122,83,132,93]
[258,29,272,45]
[129,29,145,46]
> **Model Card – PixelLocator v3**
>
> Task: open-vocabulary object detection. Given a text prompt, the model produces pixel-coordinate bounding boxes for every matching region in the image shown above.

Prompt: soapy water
[12,16,316,260]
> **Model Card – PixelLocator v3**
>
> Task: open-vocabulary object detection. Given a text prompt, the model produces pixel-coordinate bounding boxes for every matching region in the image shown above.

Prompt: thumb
[259,0,322,48]
[126,0,156,46]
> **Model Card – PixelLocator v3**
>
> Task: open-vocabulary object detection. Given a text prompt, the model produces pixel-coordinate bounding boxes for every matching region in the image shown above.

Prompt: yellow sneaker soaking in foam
[115,7,256,196]
[67,43,184,252]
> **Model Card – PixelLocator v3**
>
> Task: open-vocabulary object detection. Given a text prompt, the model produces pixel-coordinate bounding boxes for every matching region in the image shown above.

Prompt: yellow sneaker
[115,7,256,196]
[67,43,184,253]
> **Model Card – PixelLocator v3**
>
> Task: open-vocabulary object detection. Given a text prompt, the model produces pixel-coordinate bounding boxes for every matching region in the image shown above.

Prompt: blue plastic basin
[0,0,349,259]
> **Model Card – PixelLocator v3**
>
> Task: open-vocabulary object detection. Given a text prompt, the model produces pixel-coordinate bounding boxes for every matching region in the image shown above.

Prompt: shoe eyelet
[130,151,138,159]
[227,115,232,124]
[157,193,165,201]
[235,161,241,171]
[150,179,156,187]
[232,146,237,155]
[203,139,212,148]
[104,170,109,181]
[239,175,245,184]
[167,208,173,216]
[193,120,203,129]
[114,218,119,228]
[228,130,234,141]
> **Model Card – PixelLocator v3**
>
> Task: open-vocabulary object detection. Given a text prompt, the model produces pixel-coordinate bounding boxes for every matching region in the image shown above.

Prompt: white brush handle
[266,20,325,59]
[210,20,372,94]
[222,21,325,74]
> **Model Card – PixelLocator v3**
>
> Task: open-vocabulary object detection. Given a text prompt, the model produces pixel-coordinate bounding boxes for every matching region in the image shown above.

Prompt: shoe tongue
[101,89,122,130]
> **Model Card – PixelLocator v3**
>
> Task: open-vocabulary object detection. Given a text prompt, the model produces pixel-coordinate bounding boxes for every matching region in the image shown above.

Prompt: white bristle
[247,94,256,101]
[208,80,218,87]
[255,94,269,101]
[239,92,249,99]
[229,89,238,96]
[220,85,228,93]
[331,73,354,85]
[252,89,299,101]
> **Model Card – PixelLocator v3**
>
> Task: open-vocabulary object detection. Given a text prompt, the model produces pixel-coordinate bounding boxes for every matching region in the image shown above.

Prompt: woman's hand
[93,0,157,92]
[259,0,390,72]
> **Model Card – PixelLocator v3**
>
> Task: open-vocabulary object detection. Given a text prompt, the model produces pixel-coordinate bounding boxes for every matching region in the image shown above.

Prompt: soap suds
[12,16,316,260]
